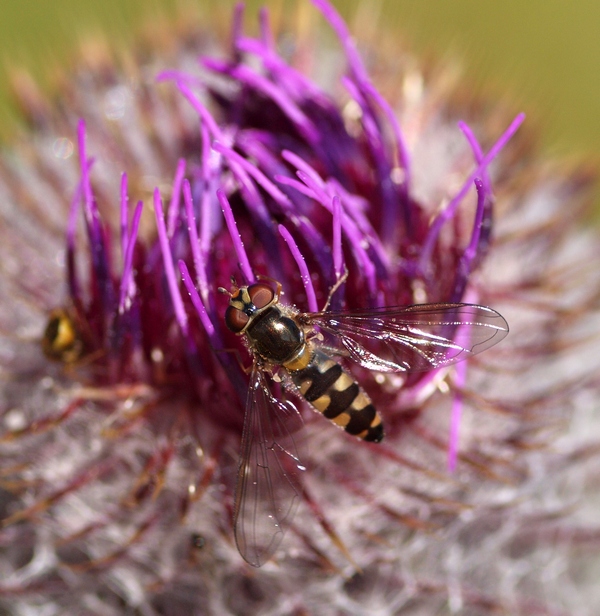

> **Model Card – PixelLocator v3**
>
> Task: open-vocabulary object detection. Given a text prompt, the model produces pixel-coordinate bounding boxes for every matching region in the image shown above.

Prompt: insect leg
[213,347,254,374]
[321,267,348,312]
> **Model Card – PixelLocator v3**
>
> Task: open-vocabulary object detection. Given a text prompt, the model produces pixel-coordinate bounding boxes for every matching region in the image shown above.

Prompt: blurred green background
[0,0,599,160]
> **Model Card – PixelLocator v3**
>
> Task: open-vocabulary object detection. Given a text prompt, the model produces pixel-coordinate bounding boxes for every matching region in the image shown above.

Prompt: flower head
[1,0,600,614]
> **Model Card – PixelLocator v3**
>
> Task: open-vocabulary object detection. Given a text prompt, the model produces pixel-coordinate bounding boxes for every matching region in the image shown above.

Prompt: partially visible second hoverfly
[220,278,509,567]
[42,307,85,364]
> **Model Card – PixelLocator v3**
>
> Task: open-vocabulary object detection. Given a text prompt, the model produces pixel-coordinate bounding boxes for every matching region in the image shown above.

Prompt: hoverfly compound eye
[247,283,275,309]
[225,305,249,333]
[222,281,276,334]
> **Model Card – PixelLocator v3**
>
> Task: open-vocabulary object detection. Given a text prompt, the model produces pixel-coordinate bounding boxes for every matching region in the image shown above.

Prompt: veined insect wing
[233,362,305,567]
[302,303,509,373]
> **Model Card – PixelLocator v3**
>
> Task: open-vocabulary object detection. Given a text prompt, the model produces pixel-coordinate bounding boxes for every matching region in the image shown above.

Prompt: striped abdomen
[286,348,384,442]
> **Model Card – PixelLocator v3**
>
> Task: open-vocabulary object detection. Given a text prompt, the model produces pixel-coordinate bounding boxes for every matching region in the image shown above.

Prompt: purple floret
[63,0,521,445]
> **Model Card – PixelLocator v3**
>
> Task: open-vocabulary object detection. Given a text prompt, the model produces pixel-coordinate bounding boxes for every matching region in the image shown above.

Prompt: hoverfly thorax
[222,281,306,366]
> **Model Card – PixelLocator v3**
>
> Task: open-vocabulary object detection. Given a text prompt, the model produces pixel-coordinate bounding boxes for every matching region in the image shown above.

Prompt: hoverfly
[42,307,84,363]
[220,278,508,567]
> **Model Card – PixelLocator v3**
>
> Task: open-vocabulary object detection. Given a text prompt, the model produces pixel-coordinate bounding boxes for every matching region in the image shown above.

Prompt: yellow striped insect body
[221,279,508,567]
[224,281,383,443]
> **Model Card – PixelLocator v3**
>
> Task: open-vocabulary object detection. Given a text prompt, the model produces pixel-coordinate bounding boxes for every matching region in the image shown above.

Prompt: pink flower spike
[420,112,525,274]
[309,0,368,82]
[296,169,330,206]
[167,159,186,238]
[465,179,486,263]
[449,178,488,303]
[179,260,215,339]
[175,80,224,141]
[203,59,319,144]
[217,188,254,284]
[182,179,208,302]
[310,0,411,189]
[119,173,129,259]
[153,187,189,334]
[76,119,95,227]
[66,175,85,253]
[76,119,112,309]
[289,169,377,297]
[448,354,468,472]
[66,176,85,298]
[199,122,219,262]
[278,224,318,312]
[274,173,316,200]
[458,121,491,194]
[259,6,275,50]
[231,3,245,53]
[118,200,143,314]
[332,195,343,280]
[281,148,324,188]
[212,141,292,208]
[213,142,266,216]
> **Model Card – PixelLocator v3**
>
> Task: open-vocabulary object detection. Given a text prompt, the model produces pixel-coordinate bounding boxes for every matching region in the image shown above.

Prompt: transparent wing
[303,303,508,373]
[233,362,305,567]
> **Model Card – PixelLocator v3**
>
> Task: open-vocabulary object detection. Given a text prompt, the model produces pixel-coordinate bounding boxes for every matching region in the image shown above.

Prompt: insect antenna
[218,276,239,297]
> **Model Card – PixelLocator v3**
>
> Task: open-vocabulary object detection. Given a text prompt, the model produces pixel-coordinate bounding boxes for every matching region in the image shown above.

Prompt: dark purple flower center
[54,0,522,436]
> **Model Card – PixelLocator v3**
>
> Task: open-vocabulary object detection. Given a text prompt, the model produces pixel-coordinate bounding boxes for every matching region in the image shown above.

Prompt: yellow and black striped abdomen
[287,349,384,442]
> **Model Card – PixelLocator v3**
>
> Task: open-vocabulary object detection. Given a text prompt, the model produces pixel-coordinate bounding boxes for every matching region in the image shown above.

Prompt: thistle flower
[1,1,600,614]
